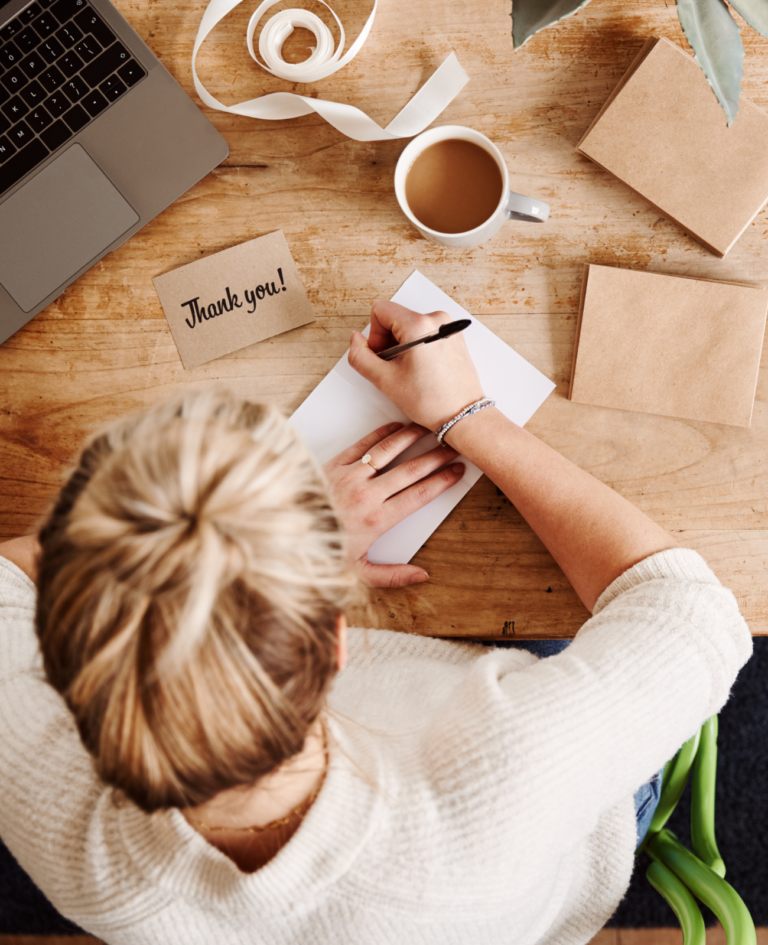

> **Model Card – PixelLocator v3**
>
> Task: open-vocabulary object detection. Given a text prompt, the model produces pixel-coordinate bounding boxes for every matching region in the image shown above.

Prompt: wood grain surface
[3,0,768,637]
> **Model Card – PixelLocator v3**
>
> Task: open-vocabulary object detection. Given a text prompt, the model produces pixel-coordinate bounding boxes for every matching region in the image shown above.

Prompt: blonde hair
[35,391,355,812]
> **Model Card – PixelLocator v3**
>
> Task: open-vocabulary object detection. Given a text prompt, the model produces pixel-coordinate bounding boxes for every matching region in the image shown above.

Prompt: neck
[183,716,327,832]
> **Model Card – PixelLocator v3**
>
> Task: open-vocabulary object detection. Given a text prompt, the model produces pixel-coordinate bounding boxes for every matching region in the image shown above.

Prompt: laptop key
[39,64,64,92]
[20,53,45,80]
[39,0,58,10]
[1,94,29,122]
[19,78,44,106]
[14,26,39,53]
[9,119,34,147]
[117,59,145,88]
[33,12,59,38]
[1,66,28,94]
[44,89,68,115]
[0,21,22,42]
[81,87,106,116]
[0,113,9,135]
[56,22,82,48]
[19,4,43,24]
[40,115,70,149]
[40,37,64,63]
[26,104,52,131]
[100,74,125,100]
[63,74,86,101]
[59,50,82,76]
[82,41,128,87]
[51,0,87,23]
[0,42,22,70]
[74,9,115,48]
[62,101,87,131]
[74,35,101,61]
[0,134,16,162]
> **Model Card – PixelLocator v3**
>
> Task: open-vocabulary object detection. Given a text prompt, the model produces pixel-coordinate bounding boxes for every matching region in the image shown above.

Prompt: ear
[335,613,348,672]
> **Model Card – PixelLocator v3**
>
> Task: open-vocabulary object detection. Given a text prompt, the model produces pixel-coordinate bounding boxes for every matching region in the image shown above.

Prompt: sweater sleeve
[0,556,106,916]
[420,548,752,862]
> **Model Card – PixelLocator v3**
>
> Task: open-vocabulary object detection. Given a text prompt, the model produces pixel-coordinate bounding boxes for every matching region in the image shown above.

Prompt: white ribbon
[192,0,470,141]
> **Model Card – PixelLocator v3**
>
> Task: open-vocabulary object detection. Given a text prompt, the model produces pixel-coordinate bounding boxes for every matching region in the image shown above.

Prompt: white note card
[290,271,555,564]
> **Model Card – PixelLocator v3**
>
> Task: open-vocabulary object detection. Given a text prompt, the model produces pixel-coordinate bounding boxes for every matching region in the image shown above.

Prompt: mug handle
[505,191,550,223]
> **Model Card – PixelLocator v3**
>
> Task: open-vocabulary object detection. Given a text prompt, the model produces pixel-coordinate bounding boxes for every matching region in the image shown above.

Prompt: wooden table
[2,0,768,639]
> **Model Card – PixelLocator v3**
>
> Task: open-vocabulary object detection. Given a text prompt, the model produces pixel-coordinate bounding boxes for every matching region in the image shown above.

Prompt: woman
[0,301,752,944]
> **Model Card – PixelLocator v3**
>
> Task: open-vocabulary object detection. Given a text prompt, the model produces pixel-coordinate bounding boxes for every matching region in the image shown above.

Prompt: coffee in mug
[394,125,550,249]
[404,139,503,234]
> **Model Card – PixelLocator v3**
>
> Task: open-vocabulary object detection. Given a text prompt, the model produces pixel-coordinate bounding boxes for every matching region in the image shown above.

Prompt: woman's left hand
[322,421,464,588]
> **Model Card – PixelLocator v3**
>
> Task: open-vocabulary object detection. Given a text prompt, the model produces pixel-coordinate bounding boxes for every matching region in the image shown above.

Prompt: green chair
[637,716,756,945]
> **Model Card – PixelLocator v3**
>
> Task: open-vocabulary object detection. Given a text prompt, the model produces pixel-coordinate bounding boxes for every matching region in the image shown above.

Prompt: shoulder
[0,555,41,678]
[0,553,36,601]
[346,626,487,666]
[0,536,39,583]
[329,626,534,731]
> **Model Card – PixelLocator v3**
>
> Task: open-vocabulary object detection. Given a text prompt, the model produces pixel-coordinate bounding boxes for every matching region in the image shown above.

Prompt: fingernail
[389,422,403,432]
[451,464,465,475]
[413,571,429,583]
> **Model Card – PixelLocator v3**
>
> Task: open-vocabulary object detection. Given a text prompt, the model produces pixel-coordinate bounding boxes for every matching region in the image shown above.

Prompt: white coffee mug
[394,125,550,249]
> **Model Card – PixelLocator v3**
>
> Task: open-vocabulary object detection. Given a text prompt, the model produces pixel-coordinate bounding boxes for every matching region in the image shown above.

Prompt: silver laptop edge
[0,0,229,344]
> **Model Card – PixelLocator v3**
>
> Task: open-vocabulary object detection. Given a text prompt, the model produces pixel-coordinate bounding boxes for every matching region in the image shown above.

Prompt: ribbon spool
[192,0,469,141]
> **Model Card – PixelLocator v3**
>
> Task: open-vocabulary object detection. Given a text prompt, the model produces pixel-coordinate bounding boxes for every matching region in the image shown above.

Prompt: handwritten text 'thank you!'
[181,269,287,329]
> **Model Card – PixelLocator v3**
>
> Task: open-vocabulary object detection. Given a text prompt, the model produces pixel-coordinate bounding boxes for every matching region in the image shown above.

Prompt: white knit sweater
[0,549,753,945]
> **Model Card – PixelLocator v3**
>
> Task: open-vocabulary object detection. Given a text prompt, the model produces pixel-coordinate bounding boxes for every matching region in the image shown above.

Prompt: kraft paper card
[291,271,556,564]
[569,264,768,428]
[577,37,768,257]
[153,231,315,369]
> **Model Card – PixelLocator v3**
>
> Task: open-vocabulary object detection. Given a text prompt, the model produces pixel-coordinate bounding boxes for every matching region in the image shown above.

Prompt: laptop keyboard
[0,0,146,196]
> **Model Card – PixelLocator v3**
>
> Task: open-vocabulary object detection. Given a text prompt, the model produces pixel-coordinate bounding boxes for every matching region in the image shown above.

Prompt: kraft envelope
[291,271,556,564]
[153,231,315,369]
[569,264,768,428]
[578,37,768,257]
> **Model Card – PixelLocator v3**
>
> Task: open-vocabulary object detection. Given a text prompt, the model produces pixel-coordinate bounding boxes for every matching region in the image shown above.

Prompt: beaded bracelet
[435,398,496,446]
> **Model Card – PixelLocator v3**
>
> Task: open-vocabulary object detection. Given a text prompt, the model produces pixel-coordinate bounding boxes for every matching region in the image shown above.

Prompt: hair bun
[35,391,356,812]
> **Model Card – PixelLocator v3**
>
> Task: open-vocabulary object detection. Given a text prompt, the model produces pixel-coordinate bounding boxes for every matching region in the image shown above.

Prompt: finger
[331,420,405,467]
[381,463,465,529]
[369,302,450,352]
[357,560,430,588]
[358,422,432,473]
[367,301,398,352]
[374,443,460,494]
[368,301,423,352]
[348,330,391,387]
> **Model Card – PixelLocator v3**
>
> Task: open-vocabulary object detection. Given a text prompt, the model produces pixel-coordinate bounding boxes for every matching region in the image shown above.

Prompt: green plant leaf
[511,0,595,50]
[646,861,706,945]
[729,0,768,39]
[676,0,744,125]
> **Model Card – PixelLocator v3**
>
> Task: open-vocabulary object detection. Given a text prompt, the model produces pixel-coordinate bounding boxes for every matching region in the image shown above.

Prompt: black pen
[377,319,472,361]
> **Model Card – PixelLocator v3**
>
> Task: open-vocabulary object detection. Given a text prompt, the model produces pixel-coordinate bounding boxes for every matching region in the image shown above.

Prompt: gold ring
[361,453,380,472]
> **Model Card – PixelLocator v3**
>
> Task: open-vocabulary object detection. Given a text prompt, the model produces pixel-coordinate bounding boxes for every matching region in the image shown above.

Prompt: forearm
[445,408,676,611]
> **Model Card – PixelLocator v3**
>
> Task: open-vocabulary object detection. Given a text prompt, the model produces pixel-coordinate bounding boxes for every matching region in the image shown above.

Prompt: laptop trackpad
[0,145,139,313]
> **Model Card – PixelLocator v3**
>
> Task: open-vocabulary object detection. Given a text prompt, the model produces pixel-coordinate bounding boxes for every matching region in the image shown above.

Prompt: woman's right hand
[348,301,485,432]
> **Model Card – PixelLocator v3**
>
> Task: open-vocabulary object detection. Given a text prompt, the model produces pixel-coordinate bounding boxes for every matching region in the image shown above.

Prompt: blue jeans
[633,769,663,850]
[485,639,663,850]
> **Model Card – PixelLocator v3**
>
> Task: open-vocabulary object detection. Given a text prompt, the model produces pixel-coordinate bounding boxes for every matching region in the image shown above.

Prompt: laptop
[0,0,229,345]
